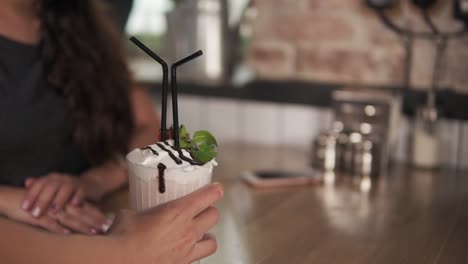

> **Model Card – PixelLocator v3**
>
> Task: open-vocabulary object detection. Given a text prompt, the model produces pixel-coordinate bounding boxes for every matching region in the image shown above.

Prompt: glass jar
[411,106,440,168]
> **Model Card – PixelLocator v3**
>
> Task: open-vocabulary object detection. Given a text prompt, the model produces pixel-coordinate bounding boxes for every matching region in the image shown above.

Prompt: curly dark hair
[38,0,134,165]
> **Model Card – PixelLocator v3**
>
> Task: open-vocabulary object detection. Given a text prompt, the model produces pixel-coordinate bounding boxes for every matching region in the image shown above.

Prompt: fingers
[30,182,61,218]
[55,207,97,235]
[55,203,111,235]
[25,178,36,188]
[193,206,220,239]
[178,183,224,218]
[101,213,115,233]
[51,183,75,212]
[22,178,46,213]
[37,216,71,235]
[71,188,85,206]
[187,233,217,263]
[69,203,110,232]
[23,174,85,216]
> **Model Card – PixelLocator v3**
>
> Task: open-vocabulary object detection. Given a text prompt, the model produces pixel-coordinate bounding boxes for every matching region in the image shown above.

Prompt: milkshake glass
[126,140,216,212]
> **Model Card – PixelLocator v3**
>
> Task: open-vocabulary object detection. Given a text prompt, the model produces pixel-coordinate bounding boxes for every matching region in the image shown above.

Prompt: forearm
[0,186,19,216]
[0,218,124,264]
[129,85,160,150]
[80,160,127,201]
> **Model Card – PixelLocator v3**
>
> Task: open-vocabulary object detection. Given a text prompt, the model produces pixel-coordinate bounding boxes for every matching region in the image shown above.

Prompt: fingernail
[90,228,97,235]
[21,200,30,210]
[106,217,114,225]
[51,204,61,213]
[72,198,80,205]
[32,207,41,218]
[63,229,71,235]
[213,182,224,196]
[101,223,111,233]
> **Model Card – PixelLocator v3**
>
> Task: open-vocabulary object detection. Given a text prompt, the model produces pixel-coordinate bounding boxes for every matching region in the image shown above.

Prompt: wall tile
[281,104,332,147]
[177,96,204,131]
[205,98,243,142]
[459,122,468,170]
[438,119,459,167]
[241,101,282,145]
[393,117,410,163]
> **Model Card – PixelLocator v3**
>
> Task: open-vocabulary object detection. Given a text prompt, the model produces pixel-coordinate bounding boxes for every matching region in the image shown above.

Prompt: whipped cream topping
[127,140,217,171]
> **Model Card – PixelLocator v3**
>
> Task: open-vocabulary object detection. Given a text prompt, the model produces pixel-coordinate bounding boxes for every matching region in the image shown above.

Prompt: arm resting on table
[0,218,123,264]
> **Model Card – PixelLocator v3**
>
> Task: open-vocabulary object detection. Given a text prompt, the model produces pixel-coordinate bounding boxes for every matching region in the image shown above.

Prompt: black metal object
[130,36,170,140]
[454,0,468,26]
[365,0,467,38]
[129,36,203,146]
[375,9,466,38]
[170,50,203,148]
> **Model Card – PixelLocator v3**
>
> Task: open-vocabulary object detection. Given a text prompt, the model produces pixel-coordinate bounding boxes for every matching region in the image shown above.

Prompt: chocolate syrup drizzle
[166,141,203,166]
[145,142,205,193]
[140,146,159,155]
[156,143,182,165]
[157,163,167,193]
[177,150,203,166]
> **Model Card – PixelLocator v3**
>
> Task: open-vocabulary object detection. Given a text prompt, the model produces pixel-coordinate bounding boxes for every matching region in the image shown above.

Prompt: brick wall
[246,0,468,94]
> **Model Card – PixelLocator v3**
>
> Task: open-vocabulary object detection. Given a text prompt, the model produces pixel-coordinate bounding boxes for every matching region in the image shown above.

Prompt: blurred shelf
[142,80,468,121]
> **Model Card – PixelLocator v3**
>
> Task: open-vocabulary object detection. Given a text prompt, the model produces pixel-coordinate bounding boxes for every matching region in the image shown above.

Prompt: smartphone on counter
[242,169,321,188]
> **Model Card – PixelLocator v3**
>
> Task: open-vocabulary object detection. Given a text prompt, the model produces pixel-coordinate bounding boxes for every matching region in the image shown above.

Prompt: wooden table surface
[102,143,468,264]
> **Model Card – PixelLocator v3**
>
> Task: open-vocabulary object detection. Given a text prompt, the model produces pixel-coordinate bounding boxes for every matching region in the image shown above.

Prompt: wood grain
[102,143,468,264]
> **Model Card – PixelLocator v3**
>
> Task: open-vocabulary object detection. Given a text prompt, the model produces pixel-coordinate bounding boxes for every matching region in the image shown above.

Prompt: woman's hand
[54,202,113,235]
[22,173,89,217]
[1,187,111,235]
[0,187,70,234]
[110,183,224,264]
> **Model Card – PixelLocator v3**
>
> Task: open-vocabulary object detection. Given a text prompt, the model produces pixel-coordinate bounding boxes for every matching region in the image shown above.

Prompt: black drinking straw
[129,36,169,140]
[171,50,203,149]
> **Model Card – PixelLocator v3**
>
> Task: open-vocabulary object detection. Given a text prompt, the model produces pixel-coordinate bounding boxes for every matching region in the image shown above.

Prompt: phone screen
[255,171,314,179]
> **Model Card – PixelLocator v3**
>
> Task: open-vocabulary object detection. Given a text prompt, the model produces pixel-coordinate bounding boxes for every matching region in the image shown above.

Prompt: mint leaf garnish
[179,126,218,164]
[193,130,218,148]
[180,125,190,139]
[179,125,192,149]
[191,149,218,164]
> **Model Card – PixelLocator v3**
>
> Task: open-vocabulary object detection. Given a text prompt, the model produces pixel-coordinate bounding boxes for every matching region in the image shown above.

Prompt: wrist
[0,187,7,215]
[80,162,128,201]
[0,186,16,216]
[79,177,103,201]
